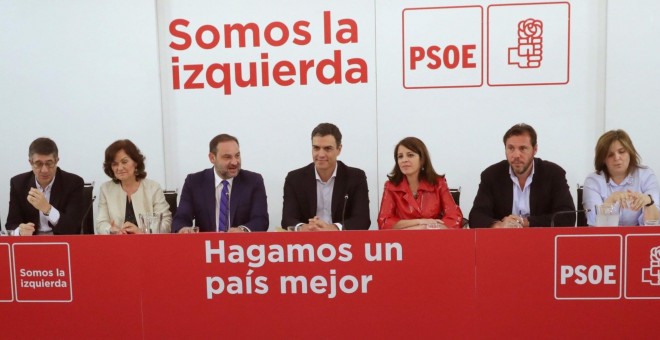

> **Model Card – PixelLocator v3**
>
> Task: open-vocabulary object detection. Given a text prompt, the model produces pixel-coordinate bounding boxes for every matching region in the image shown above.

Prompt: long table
[2,227,659,339]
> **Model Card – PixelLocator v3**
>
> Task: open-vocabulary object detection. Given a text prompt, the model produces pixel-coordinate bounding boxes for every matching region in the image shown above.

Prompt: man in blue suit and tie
[172,134,269,232]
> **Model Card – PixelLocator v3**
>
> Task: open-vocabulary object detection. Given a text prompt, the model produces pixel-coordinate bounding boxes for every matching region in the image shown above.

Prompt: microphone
[550,209,590,227]
[341,194,348,231]
[80,195,97,234]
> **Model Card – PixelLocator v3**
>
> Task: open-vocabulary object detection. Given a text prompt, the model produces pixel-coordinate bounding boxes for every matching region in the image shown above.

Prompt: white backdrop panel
[0,0,164,225]
[376,0,605,218]
[156,0,378,230]
[605,0,660,174]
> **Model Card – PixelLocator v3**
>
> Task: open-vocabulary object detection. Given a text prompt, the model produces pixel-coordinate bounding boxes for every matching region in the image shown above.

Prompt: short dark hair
[503,123,537,147]
[311,123,342,147]
[388,137,443,185]
[209,134,239,154]
[29,137,58,159]
[594,129,641,181]
[103,139,147,183]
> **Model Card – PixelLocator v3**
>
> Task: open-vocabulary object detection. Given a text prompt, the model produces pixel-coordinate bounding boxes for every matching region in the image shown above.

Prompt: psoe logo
[559,264,617,286]
[625,235,660,299]
[641,246,660,285]
[508,18,543,68]
[402,5,483,89]
[554,235,622,300]
[487,2,570,86]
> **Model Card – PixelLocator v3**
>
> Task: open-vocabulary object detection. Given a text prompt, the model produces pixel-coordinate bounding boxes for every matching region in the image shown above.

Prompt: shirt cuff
[46,206,61,225]
[334,223,343,231]
[238,225,251,232]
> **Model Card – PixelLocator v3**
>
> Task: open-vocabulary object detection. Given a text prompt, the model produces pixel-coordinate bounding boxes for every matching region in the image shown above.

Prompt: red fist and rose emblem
[509,18,543,68]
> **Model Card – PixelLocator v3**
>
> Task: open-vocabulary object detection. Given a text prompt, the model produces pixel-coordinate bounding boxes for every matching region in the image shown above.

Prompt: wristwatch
[645,194,654,207]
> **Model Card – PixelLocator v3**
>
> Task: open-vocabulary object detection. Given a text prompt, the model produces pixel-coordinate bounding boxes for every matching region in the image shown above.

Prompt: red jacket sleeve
[437,178,464,228]
[377,182,399,229]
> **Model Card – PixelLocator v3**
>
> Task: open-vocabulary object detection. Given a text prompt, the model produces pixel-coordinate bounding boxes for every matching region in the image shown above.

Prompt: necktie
[218,180,229,232]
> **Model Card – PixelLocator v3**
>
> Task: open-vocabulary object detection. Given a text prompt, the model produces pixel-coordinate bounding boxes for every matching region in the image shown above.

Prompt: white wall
[1,0,655,229]
[605,0,660,173]
[0,0,164,223]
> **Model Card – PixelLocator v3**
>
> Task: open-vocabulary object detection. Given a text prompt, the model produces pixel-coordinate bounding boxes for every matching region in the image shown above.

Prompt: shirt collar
[607,172,634,187]
[214,169,234,188]
[389,177,436,192]
[508,160,535,188]
[34,174,56,193]
[315,164,338,184]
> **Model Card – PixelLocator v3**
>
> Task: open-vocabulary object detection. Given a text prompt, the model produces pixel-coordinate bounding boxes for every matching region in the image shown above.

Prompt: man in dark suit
[6,137,84,235]
[469,123,575,228]
[282,123,370,231]
[173,134,268,233]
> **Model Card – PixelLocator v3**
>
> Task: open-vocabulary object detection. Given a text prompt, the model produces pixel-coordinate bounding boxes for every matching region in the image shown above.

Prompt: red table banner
[0,244,12,302]
[1,227,659,339]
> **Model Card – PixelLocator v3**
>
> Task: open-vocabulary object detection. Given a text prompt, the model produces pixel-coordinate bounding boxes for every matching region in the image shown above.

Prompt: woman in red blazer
[378,137,463,229]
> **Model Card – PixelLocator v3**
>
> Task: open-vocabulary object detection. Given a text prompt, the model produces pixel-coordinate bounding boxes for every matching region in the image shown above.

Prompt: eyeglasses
[31,161,57,169]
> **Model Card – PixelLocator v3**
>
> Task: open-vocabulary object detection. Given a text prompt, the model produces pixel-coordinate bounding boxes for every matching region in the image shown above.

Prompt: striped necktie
[218,180,229,231]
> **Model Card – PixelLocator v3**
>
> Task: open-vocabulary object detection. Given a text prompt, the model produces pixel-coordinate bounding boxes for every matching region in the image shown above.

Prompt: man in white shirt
[281,123,370,231]
[6,137,84,235]
[173,134,269,233]
[469,123,575,228]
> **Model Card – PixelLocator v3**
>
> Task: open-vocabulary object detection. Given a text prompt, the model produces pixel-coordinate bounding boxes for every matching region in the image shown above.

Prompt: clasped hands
[492,215,527,228]
[110,220,141,234]
[606,190,651,211]
[405,219,447,230]
[297,217,340,231]
[177,226,248,233]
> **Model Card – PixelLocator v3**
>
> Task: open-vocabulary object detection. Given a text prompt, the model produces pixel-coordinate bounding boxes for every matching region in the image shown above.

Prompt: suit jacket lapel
[132,181,145,217]
[26,172,40,225]
[205,168,217,230]
[405,178,431,214]
[307,164,317,218]
[229,172,241,225]
[48,168,62,218]
[502,162,514,216]
[529,158,540,214]
[331,162,346,219]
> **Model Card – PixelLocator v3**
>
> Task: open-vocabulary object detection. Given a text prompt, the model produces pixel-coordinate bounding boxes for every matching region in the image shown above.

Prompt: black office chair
[577,184,587,226]
[449,187,461,206]
[164,190,178,217]
[81,182,95,234]
[449,187,469,228]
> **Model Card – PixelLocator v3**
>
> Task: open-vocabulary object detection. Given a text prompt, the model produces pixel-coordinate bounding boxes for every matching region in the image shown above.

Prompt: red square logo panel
[0,244,12,302]
[402,5,483,89]
[625,234,660,299]
[487,2,570,86]
[13,243,73,302]
[555,235,622,300]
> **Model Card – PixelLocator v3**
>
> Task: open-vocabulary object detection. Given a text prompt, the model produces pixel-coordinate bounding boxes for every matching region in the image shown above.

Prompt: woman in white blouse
[583,130,660,226]
[96,139,172,234]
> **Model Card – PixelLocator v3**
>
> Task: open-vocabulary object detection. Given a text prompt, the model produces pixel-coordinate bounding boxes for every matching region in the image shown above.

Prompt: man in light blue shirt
[470,123,575,228]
